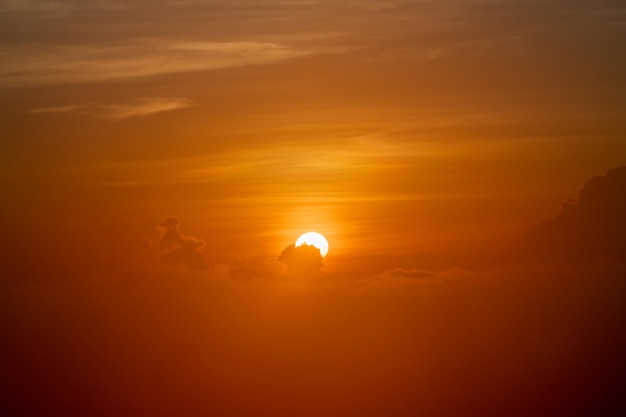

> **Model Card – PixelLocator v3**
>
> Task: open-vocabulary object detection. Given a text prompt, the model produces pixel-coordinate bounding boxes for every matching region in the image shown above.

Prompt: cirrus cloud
[28,97,192,119]
[0,39,309,87]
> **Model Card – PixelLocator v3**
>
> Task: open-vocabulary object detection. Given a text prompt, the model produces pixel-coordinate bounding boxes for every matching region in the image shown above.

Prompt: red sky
[1,1,626,416]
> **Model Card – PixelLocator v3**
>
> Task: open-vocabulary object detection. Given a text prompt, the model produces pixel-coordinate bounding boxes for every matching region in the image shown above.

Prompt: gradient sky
[3,0,626,262]
[2,1,626,416]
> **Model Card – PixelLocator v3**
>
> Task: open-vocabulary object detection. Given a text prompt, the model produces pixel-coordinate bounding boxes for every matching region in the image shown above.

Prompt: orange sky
[2,1,626,416]
[2,1,625,263]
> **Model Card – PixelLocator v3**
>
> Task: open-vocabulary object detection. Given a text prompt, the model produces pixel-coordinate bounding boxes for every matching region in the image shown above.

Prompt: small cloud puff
[156,217,209,271]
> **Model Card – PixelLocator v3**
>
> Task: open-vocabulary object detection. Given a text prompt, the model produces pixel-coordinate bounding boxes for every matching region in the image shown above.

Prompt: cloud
[0,0,132,13]
[0,40,308,87]
[155,217,209,270]
[0,0,69,13]
[525,166,626,264]
[102,97,191,119]
[28,97,191,119]
[278,243,323,278]
[28,105,82,114]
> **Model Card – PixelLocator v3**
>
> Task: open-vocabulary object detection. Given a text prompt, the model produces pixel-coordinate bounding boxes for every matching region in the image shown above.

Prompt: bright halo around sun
[295,232,329,257]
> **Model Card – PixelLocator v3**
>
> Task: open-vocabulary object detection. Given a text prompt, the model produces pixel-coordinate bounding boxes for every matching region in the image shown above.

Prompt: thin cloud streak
[0,40,309,87]
[0,0,69,13]
[103,97,192,119]
[28,97,192,119]
[28,105,82,114]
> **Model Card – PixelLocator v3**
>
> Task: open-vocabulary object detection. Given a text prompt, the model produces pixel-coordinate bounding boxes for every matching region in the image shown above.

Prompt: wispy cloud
[0,40,308,87]
[103,97,191,119]
[0,0,69,13]
[29,97,192,119]
[0,0,134,13]
[28,104,82,114]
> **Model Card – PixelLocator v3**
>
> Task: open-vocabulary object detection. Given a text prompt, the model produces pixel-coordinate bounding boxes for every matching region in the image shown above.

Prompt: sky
[1,1,626,416]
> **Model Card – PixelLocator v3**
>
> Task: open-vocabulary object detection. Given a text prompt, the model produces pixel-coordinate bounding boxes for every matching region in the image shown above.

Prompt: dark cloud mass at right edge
[524,165,626,264]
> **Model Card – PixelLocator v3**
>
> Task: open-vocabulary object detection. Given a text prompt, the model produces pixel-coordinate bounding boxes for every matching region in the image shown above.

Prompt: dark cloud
[157,217,208,270]
[278,243,323,278]
[525,166,626,264]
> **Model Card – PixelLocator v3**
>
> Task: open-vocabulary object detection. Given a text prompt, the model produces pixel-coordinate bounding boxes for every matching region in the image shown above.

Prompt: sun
[295,232,329,257]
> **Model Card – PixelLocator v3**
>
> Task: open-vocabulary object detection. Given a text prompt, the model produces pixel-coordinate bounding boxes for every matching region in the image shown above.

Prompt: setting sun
[295,232,329,257]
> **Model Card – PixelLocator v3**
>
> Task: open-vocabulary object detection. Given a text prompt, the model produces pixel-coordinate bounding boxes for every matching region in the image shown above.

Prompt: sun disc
[295,232,329,257]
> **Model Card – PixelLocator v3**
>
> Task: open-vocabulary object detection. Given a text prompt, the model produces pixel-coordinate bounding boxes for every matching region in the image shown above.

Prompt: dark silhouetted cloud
[525,166,626,264]
[157,217,208,270]
[279,243,323,278]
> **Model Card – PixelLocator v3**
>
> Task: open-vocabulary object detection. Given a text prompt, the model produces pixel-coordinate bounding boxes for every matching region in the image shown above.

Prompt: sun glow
[295,232,329,257]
